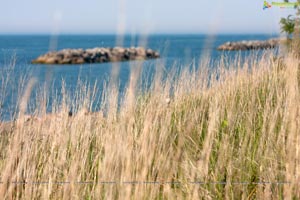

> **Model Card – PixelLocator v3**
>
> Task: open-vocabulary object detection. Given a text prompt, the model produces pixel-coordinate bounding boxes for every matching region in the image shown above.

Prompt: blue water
[0,34,276,120]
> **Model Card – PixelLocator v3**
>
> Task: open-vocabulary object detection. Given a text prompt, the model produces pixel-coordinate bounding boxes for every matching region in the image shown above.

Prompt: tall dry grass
[0,52,300,199]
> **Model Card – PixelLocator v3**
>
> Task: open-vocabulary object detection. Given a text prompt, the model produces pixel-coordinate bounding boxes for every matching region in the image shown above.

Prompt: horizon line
[0,32,281,36]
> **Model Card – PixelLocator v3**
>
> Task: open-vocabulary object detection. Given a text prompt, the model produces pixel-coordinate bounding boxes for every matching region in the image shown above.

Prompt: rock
[72,57,85,64]
[112,47,125,54]
[61,58,72,64]
[44,57,59,64]
[32,47,160,65]
[217,38,282,51]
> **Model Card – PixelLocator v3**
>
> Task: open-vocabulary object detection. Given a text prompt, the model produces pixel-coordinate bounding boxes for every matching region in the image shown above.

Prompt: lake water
[0,34,277,120]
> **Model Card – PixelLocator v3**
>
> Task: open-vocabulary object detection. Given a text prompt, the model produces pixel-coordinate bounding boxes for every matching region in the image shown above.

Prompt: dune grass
[0,52,300,199]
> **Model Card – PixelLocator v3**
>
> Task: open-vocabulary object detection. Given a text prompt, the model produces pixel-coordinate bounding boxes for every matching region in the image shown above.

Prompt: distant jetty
[217,38,281,51]
[32,47,160,64]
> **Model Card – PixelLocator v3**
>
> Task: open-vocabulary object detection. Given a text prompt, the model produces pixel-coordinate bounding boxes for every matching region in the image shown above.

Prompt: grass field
[0,52,300,199]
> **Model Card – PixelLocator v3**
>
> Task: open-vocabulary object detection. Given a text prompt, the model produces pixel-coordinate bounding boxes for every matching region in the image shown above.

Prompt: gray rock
[32,47,160,65]
[217,38,281,51]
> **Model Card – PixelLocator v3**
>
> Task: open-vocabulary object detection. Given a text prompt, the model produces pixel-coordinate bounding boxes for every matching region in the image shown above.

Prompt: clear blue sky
[0,0,296,34]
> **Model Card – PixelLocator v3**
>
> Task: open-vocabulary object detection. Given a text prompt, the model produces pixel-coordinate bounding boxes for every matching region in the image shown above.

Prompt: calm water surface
[0,34,277,120]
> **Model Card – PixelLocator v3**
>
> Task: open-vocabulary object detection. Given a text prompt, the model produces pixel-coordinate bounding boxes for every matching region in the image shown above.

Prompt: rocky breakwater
[217,39,281,51]
[32,47,160,64]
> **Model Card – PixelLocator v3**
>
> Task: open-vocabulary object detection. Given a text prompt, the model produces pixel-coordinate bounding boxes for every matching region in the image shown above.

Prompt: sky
[0,0,296,34]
